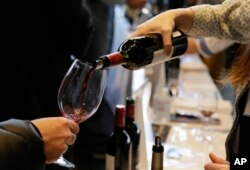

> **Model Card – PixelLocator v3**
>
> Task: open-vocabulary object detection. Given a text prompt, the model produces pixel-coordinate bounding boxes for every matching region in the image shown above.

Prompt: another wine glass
[55,59,107,168]
[198,91,218,142]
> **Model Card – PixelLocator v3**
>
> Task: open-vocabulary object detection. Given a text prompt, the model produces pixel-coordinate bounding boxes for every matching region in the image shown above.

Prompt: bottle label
[151,49,177,66]
[105,153,115,170]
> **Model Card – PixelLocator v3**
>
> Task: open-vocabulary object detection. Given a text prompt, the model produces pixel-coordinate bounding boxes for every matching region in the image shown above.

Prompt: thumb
[209,153,229,165]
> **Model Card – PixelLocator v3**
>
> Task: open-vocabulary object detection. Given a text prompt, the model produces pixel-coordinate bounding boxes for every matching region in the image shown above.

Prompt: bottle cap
[153,136,164,152]
[126,97,135,119]
[115,105,126,127]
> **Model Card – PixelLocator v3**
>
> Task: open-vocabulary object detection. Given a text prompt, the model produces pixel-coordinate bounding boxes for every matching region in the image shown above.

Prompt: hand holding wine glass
[55,59,107,168]
[31,117,79,163]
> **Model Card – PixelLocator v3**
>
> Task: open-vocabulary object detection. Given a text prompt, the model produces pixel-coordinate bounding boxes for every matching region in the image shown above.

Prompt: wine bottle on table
[93,30,187,70]
[106,105,132,170]
[151,136,164,170]
[125,97,141,170]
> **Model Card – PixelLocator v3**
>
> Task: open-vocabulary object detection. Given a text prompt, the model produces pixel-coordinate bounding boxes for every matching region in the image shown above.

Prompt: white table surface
[132,54,233,170]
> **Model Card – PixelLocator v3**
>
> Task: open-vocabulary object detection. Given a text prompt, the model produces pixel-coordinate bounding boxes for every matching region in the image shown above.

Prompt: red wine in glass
[55,59,107,167]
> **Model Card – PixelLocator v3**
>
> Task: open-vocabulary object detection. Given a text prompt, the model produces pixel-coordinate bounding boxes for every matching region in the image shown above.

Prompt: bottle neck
[94,52,124,69]
[126,103,135,119]
[151,136,164,170]
[114,105,126,128]
[126,117,134,124]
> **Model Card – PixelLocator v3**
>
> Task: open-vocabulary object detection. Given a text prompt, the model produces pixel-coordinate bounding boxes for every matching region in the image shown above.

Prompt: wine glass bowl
[58,59,107,124]
[198,91,218,120]
[55,59,107,167]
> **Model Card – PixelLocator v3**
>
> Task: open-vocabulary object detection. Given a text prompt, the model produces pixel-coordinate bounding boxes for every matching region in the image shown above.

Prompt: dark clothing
[1,0,93,169]
[1,0,92,121]
[0,119,45,170]
[72,1,116,169]
[226,88,250,161]
[84,0,115,62]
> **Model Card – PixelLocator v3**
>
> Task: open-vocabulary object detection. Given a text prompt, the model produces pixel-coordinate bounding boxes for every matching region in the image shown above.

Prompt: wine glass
[197,91,218,142]
[55,59,107,168]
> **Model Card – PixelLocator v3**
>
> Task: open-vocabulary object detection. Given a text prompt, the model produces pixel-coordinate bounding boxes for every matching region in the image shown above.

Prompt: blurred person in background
[72,0,147,169]
[186,36,239,104]
[131,0,250,170]
[185,0,239,104]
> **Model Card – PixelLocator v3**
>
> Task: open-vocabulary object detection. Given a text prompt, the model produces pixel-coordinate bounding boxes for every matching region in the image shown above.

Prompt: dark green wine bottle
[93,30,187,70]
[125,97,141,170]
[106,105,132,170]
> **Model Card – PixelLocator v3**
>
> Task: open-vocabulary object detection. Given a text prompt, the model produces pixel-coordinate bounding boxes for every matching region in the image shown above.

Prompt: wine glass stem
[202,117,213,142]
[55,155,75,168]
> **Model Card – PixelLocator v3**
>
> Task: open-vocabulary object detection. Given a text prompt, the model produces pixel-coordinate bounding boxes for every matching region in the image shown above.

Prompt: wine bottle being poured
[93,30,187,70]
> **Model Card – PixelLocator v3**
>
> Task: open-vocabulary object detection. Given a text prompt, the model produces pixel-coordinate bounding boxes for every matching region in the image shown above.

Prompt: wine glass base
[55,156,75,168]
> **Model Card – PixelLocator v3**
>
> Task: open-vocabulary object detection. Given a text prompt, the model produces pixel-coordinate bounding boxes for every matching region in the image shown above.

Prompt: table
[132,54,233,170]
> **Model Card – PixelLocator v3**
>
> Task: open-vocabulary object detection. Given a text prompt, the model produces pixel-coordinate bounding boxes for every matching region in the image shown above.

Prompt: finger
[67,120,80,134]
[65,133,77,145]
[161,28,173,56]
[209,153,229,165]
[204,163,229,170]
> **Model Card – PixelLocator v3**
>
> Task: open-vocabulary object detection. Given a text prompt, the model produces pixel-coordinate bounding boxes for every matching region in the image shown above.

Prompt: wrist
[174,8,194,34]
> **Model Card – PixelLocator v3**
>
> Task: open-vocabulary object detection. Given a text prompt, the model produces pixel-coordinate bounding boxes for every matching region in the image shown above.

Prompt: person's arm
[130,7,194,55]
[31,117,79,164]
[131,0,250,55]
[188,0,250,42]
[0,117,79,170]
[0,119,45,170]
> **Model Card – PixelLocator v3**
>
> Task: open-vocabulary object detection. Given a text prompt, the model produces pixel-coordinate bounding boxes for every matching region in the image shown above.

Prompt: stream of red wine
[63,66,95,124]
[80,67,95,102]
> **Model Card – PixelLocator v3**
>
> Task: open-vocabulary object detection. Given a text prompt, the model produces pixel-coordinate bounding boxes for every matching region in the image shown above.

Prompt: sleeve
[0,119,45,170]
[195,37,235,57]
[188,0,250,43]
